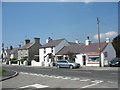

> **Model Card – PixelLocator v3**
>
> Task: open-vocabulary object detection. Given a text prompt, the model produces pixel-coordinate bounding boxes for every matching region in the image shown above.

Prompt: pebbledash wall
[75,42,116,67]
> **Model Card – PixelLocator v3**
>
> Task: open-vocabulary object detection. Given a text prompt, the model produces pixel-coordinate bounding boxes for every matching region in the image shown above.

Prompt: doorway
[83,56,86,65]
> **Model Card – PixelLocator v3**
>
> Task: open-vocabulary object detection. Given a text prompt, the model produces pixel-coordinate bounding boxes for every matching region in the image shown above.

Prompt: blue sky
[2,2,118,48]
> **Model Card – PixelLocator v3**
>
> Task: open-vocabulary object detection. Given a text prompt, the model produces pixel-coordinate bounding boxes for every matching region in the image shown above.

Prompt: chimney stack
[19,45,21,48]
[85,36,91,46]
[34,37,40,44]
[10,45,13,50]
[106,38,110,43]
[75,39,80,44]
[25,39,30,44]
[46,37,52,43]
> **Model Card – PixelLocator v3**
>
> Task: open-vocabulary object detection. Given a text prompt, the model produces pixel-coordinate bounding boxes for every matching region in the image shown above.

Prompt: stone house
[18,37,41,65]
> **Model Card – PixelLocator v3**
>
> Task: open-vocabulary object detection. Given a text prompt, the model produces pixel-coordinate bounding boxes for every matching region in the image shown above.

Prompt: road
[2,65,119,89]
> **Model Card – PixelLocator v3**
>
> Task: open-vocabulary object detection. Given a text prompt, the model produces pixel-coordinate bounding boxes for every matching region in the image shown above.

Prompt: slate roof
[19,42,34,50]
[56,43,86,55]
[6,49,11,54]
[10,48,19,54]
[56,42,108,55]
[41,39,65,48]
[81,42,108,53]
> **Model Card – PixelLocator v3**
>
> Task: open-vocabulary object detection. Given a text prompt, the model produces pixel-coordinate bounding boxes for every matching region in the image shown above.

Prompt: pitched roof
[56,42,108,55]
[41,39,65,48]
[10,48,19,54]
[19,42,34,50]
[82,42,108,53]
[56,43,86,55]
[5,49,11,54]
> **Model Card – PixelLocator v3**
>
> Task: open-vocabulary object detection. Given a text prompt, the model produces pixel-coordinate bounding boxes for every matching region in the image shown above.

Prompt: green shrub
[11,60,18,64]
[19,58,26,64]
[11,58,17,60]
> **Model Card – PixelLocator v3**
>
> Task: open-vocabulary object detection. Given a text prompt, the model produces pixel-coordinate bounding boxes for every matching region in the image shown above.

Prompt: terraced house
[18,37,41,65]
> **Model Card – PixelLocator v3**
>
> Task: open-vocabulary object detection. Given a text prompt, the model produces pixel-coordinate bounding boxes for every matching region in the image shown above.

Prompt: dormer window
[44,48,46,54]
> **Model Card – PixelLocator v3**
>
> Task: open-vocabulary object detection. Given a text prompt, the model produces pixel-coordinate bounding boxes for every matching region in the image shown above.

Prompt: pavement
[0,69,18,81]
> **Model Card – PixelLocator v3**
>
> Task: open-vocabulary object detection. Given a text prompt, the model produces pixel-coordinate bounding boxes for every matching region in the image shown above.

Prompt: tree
[67,51,76,62]
[112,34,120,57]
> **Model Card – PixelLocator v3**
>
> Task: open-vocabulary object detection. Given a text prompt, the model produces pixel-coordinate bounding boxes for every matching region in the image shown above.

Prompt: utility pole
[2,43,4,62]
[97,17,101,67]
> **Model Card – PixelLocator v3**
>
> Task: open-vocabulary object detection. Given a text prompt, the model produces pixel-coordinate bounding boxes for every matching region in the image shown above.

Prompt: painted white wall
[39,39,70,67]
[39,47,55,61]
[101,43,116,65]
[86,64,99,66]
[10,54,14,59]
[75,54,83,66]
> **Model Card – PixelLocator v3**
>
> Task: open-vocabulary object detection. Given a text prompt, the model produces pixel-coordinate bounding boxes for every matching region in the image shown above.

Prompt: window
[44,48,46,54]
[51,47,53,53]
[88,55,99,62]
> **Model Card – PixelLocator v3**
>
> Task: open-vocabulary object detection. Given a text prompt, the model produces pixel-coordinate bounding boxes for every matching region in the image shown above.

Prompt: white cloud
[94,31,118,40]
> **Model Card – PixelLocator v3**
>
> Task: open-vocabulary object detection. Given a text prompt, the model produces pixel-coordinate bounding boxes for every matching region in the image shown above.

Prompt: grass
[0,69,6,74]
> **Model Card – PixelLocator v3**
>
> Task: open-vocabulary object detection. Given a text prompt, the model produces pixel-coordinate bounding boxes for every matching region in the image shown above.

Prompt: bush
[11,58,17,64]
[11,60,18,64]
[19,58,26,64]
[11,58,17,60]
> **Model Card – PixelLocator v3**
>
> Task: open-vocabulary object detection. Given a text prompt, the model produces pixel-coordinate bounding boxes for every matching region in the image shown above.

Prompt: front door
[83,56,86,65]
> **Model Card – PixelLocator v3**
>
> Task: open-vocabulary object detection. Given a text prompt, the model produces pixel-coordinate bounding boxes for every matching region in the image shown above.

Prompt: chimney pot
[46,37,52,43]
[85,36,91,46]
[25,39,30,44]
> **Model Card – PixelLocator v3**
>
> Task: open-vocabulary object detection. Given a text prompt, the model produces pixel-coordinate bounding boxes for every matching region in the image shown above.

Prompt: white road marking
[62,77,71,79]
[80,79,90,81]
[82,80,103,88]
[20,84,49,88]
[70,78,80,80]
[20,72,94,83]
[54,76,63,79]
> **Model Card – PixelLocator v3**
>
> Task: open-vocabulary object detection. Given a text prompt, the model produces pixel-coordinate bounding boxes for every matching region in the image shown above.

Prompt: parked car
[109,58,120,67]
[55,60,80,69]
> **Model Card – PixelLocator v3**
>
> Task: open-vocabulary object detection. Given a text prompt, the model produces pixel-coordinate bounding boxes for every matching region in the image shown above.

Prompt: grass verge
[0,69,6,74]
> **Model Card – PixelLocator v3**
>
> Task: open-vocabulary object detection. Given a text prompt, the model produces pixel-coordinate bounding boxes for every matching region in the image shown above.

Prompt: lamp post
[97,17,101,67]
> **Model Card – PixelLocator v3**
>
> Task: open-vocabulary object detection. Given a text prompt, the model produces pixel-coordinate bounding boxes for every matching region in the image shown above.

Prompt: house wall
[18,49,28,60]
[10,51,18,59]
[101,43,116,66]
[29,43,41,61]
[55,40,70,54]
[39,47,55,66]
[39,40,70,67]
[75,54,83,66]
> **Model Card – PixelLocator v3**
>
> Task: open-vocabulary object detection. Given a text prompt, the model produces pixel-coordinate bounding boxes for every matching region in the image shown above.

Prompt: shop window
[88,55,99,62]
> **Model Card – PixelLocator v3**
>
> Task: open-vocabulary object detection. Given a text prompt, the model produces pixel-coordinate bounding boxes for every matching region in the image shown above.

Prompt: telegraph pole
[97,17,101,67]
[2,43,4,62]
